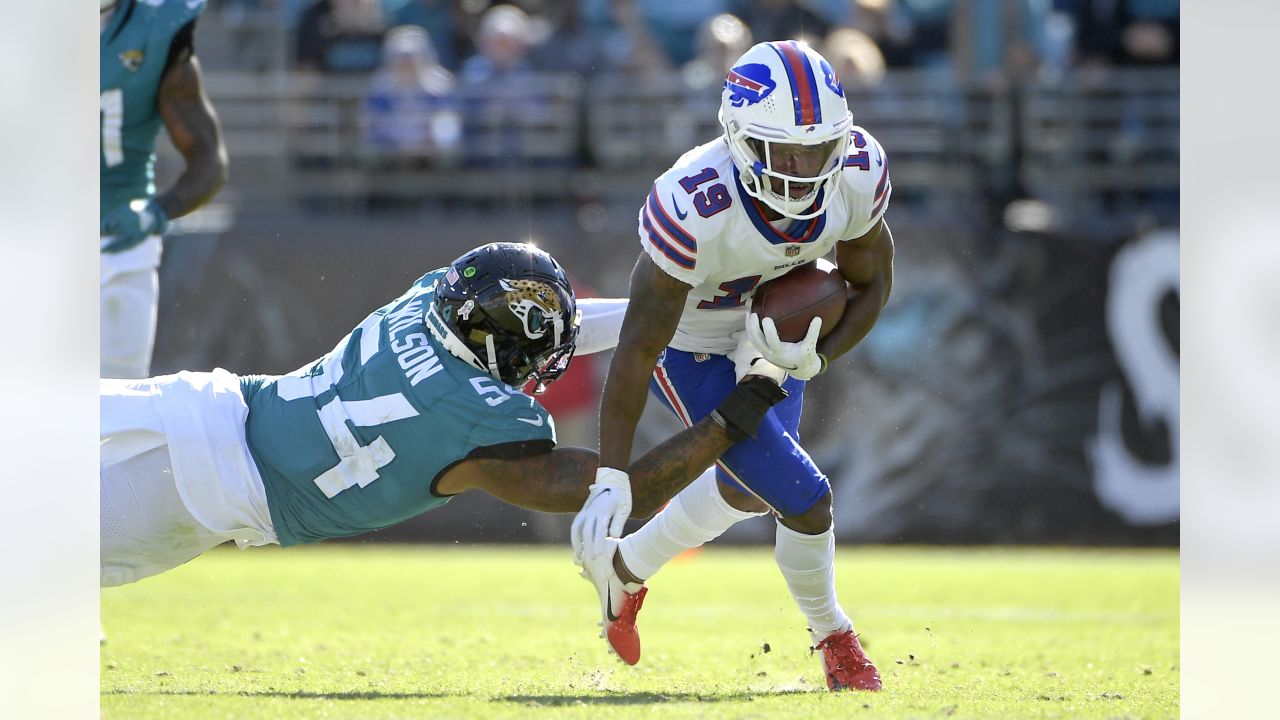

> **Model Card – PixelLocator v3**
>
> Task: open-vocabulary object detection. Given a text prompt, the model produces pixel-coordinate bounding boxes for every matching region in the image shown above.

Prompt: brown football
[750,258,847,342]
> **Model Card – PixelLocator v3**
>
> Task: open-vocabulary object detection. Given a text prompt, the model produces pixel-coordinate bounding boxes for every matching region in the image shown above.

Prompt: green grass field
[101,545,1178,719]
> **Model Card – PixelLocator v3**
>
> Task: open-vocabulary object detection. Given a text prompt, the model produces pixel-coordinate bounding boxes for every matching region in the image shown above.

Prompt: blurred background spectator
[459,4,534,83]
[383,0,457,69]
[822,26,887,92]
[949,0,1047,90]
[458,4,542,166]
[728,0,833,46]
[681,13,753,93]
[527,0,612,77]
[295,0,389,73]
[361,25,461,168]
[847,0,918,68]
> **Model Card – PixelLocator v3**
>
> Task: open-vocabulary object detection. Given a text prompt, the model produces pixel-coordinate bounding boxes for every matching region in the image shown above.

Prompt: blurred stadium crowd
[153,0,1179,548]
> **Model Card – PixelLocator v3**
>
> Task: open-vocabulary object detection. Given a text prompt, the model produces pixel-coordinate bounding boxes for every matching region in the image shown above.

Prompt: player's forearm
[817,284,886,362]
[156,54,229,220]
[628,417,733,518]
[821,222,894,362]
[469,447,598,513]
[598,347,658,470]
[155,149,228,220]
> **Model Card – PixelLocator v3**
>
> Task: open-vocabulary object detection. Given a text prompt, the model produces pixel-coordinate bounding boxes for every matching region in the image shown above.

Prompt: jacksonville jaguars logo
[724,63,776,107]
[499,278,565,343]
[119,49,144,72]
[819,57,844,98]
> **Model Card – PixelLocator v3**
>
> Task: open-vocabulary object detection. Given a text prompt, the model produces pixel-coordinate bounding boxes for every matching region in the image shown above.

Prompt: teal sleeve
[467,394,556,452]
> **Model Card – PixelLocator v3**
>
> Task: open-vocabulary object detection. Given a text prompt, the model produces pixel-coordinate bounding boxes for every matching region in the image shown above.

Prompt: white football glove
[729,329,789,385]
[745,313,827,381]
[570,467,632,565]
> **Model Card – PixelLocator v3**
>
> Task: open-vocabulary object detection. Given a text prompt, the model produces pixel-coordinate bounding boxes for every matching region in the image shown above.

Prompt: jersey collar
[731,165,828,246]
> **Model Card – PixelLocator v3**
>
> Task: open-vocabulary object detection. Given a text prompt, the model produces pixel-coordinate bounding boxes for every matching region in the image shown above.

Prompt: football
[750,258,848,342]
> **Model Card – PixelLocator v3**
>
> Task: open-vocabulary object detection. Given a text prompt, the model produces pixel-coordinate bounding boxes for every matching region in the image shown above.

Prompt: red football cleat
[604,585,647,665]
[579,538,647,665]
[813,629,883,691]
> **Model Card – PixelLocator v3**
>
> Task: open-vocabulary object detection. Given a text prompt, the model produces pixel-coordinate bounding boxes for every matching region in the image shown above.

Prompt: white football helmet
[719,41,852,220]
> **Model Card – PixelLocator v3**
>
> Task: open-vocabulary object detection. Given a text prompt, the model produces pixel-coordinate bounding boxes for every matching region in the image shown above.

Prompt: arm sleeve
[574,298,629,355]
[841,132,892,240]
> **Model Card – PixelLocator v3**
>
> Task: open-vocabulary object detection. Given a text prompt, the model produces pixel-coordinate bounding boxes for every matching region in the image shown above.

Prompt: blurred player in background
[100,0,228,378]
[572,41,895,691]
[100,243,787,588]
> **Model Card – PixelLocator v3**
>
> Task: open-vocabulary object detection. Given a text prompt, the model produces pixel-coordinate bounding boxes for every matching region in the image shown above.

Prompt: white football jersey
[637,128,891,354]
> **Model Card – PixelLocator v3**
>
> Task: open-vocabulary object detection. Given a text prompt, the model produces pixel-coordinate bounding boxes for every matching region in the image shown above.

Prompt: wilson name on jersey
[638,130,890,354]
[100,0,206,217]
[240,270,556,546]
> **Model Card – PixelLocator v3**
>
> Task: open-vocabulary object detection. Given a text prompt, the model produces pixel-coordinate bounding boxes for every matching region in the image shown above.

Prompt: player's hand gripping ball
[747,259,848,380]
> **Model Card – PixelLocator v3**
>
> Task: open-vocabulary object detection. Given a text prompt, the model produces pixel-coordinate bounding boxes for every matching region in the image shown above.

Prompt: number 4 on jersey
[276,317,422,499]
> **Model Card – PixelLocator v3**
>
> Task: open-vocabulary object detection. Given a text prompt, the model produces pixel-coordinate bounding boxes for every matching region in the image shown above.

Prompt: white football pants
[100,235,161,379]
[100,446,232,587]
[101,371,278,587]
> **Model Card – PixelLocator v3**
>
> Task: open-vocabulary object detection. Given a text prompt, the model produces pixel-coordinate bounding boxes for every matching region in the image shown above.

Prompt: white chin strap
[425,304,503,383]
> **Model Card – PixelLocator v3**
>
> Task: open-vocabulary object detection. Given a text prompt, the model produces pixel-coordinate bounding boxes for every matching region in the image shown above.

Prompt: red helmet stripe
[774,41,819,126]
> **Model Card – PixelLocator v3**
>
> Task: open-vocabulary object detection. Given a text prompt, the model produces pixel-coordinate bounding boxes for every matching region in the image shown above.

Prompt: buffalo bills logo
[724,63,776,107]
[819,57,843,98]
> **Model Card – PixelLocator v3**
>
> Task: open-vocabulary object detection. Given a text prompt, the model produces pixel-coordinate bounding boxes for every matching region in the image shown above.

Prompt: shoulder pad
[837,126,891,237]
[638,141,736,283]
[641,178,700,276]
[473,392,556,444]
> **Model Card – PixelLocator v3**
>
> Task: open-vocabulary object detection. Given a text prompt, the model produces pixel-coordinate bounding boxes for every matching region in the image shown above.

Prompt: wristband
[711,376,788,442]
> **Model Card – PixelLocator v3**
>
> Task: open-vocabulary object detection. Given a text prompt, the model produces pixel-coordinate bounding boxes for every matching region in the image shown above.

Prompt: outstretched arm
[155,49,228,220]
[436,415,734,516]
[436,376,787,516]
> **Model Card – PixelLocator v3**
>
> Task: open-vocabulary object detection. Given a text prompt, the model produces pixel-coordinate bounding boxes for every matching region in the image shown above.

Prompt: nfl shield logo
[786,245,802,257]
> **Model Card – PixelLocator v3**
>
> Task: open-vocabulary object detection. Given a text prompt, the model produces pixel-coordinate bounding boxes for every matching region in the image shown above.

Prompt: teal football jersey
[241,270,557,546]
[100,0,206,218]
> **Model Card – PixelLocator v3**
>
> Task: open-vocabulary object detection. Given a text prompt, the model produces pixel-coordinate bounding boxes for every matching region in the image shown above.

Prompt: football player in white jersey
[570,40,894,691]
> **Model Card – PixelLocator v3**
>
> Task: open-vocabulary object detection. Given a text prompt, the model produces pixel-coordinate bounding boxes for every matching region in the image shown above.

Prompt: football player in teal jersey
[100,243,787,587]
[100,0,229,378]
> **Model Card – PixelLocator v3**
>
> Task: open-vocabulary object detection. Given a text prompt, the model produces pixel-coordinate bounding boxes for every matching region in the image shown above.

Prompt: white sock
[774,521,852,643]
[618,468,763,581]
